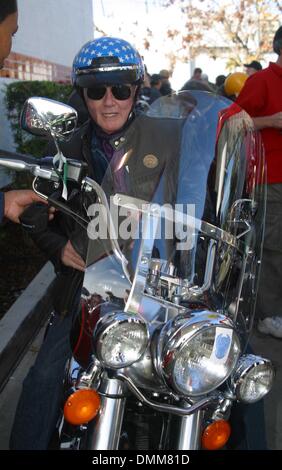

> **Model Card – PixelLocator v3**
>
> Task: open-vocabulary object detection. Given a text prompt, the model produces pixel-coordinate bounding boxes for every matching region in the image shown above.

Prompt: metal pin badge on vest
[143,154,159,169]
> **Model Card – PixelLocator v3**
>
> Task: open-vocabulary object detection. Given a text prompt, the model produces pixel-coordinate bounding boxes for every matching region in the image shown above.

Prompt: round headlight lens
[172,326,240,396]
[233,356,274,403]
[95,313,149,368]
[160,312,241,397]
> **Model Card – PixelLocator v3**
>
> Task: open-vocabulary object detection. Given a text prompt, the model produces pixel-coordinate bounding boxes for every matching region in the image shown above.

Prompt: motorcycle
[0,91,274,450]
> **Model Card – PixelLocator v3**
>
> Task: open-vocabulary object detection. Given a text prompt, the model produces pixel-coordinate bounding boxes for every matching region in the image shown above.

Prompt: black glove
[19,202,49,234]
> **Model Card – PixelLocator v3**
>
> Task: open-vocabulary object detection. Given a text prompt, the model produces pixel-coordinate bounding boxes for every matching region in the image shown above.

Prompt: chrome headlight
[94,312,149,369]
[231,355,274,403]
[158,311,241,396]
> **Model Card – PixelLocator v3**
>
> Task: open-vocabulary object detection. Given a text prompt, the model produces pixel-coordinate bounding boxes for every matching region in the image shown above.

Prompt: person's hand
[61,240,85,271]
[253,112,282,131]
[270,112,282,129]
[4,190,50,224]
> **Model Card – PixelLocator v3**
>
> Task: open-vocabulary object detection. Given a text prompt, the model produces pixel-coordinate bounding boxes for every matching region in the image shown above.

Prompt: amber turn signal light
[201,419,231,450]
[64,389,101,425]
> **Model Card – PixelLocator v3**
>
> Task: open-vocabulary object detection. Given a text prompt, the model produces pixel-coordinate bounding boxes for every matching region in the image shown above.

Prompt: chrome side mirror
[20,97,78,141]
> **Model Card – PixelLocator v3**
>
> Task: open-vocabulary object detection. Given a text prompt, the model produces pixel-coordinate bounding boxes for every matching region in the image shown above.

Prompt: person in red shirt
[236,25,282,338]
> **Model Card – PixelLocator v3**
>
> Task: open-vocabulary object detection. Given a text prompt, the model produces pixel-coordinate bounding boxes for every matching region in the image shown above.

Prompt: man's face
[84,84,136,134]
[245,67,257,77]
[0,11,18,69]
[193,71,202,81]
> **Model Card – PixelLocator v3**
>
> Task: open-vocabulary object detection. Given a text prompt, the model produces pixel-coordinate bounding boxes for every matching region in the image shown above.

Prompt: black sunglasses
[87,84,132,101]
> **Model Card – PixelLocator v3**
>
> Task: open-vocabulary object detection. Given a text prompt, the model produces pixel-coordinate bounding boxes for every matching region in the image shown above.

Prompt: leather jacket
[27,115,183,315]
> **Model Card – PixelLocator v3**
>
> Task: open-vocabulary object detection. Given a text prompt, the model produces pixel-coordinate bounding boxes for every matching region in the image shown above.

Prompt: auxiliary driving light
[231,354,274,403]
[94,312,149,368]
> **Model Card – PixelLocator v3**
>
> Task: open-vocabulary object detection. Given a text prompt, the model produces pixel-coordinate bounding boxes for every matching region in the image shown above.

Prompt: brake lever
[47,194,89,229]
[0,155,90,230]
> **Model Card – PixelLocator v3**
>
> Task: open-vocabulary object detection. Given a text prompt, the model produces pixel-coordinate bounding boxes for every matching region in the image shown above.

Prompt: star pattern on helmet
[73,37,140,69]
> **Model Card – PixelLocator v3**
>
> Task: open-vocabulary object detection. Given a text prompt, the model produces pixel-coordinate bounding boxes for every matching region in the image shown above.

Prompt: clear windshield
[72,91,265,364]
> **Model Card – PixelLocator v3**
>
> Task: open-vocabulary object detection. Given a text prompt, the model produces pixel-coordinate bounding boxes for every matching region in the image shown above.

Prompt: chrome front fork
[170,409,204,450]
[86,377,126,450]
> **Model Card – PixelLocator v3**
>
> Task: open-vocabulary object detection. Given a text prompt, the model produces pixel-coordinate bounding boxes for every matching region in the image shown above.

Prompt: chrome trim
[188,239,217,297]
[124,204,160,315]
[211,397,233,421]
[232,249,249,323]
[228,198,255,240]
[21,97,77,140]
[32,178,49,201]
[231,354,274,402]
[173,409,204,449]
[65,357,81,389]
[236,221,251,239]
[145,240,216,300]
[122,334,167,392]
[142,293,186,318]
[86,377,126,450]
[98,376,127,397]
[0,158,59,182]
[116,372,219,416]
[94,312,149,368]
[76,360,102,390]
[157,311,241,396]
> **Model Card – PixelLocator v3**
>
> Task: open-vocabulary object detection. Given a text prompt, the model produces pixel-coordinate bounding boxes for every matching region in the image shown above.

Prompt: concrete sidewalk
[0,326,46,449]
[0,261,55,449]
[250,330,282,450]
[0,262,55,389]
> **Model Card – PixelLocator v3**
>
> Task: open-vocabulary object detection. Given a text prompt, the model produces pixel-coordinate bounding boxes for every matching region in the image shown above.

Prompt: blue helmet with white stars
[72,37,145,88]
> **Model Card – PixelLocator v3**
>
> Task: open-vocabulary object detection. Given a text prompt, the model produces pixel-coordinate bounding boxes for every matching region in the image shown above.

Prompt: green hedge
[5,81,73,157]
